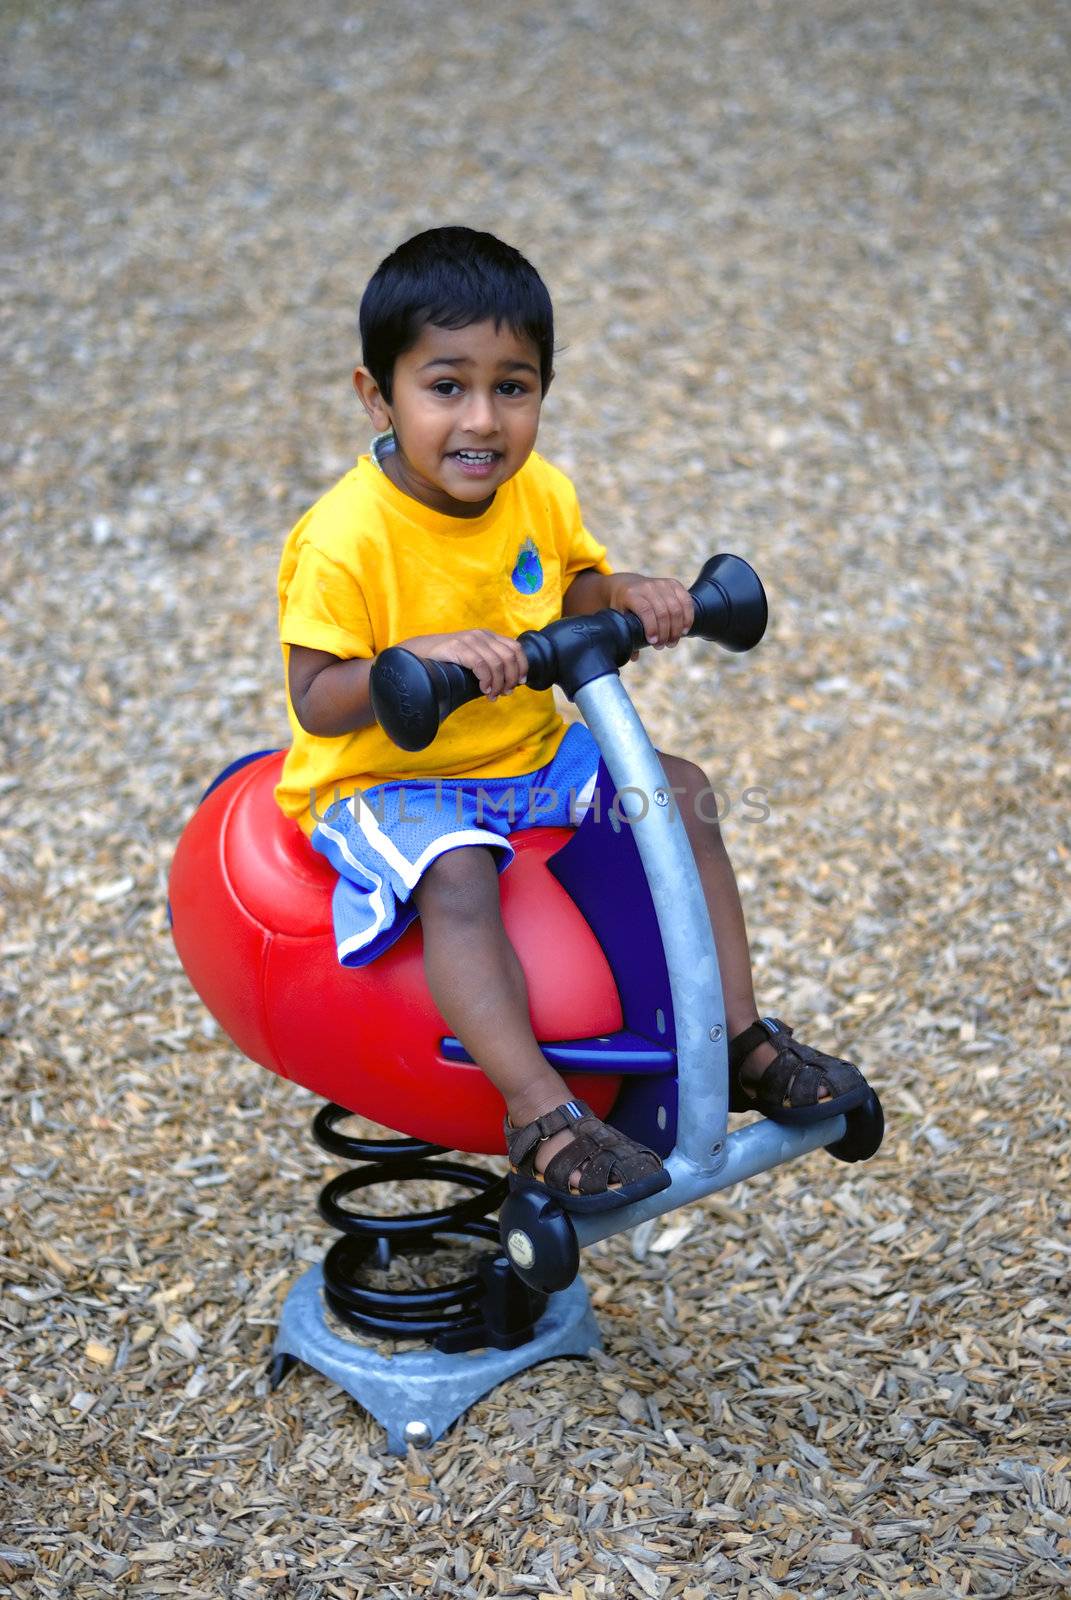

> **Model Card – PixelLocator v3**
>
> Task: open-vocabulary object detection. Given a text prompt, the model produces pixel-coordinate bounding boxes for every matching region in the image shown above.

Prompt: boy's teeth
[456,450,495,461]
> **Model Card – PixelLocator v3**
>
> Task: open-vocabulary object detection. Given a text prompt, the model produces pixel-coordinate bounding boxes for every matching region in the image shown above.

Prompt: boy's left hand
[608,573,695,648]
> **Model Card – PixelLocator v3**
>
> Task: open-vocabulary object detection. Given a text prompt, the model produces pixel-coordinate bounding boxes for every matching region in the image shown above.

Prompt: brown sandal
[504,1099,671,1214]
[728,1017,871,1125]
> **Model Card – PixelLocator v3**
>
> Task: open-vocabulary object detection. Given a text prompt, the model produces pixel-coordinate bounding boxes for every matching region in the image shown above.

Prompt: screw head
[709,1024,724,1041]
[403,1419,432,1446]
[654,788,669,807]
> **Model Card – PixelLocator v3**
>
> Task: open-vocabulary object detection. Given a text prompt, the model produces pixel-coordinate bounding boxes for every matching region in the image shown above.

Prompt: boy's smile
[354,319,546,518]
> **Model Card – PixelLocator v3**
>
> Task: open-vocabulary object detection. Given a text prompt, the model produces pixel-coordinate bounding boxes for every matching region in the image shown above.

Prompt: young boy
[275,226,871,1214]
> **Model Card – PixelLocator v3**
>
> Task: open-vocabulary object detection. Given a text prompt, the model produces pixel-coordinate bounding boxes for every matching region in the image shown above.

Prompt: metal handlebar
[370,553,767,752]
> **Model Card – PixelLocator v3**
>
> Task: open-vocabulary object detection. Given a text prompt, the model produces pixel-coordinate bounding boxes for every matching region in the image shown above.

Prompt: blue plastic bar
[439,1031,676,1075]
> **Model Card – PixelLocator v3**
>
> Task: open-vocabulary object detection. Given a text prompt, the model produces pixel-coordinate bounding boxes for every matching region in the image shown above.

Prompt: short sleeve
[279,541,374,660]
[558,477,613,583]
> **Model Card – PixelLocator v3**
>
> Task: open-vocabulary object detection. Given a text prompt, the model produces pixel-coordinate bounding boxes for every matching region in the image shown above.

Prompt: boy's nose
[462,392,498,435]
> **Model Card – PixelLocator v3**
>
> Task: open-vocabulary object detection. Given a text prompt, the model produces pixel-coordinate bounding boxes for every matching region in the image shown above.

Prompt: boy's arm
[288,629,530,736]
[563,569,694,647]
[288,647,376,737]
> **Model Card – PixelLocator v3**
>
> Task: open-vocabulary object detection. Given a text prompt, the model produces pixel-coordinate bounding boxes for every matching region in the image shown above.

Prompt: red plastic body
[169,753,624,1154]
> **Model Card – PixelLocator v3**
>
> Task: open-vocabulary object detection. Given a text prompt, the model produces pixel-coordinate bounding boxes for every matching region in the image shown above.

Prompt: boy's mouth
[450,449,501,478]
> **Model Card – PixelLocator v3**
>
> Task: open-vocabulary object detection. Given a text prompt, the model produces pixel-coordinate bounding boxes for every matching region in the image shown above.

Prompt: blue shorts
[311,723,600,966]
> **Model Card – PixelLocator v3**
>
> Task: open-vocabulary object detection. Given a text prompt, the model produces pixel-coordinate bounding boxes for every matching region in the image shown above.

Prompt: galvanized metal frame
[570,673,846,1253]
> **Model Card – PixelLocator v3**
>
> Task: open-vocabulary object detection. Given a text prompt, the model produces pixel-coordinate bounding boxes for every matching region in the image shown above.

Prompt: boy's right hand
[399,631,528,701]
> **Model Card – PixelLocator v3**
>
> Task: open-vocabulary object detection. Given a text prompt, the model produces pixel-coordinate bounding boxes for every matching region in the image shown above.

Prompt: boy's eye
[431,380,461,396]
[497,381,529,397]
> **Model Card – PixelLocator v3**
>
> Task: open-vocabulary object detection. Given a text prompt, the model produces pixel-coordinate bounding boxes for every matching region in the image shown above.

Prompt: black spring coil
[312,1103,544,1352]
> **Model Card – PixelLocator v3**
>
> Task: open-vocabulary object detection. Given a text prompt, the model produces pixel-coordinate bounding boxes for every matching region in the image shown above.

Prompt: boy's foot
[505,1100,671,1215]
[728,1017,871,1125]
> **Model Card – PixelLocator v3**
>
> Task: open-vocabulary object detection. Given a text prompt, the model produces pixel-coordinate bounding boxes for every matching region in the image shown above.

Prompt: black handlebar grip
[369,648,483,752]
[687,553,768,651]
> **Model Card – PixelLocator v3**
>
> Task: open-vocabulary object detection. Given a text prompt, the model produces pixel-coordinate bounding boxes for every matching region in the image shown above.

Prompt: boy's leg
[412,846,591,1181]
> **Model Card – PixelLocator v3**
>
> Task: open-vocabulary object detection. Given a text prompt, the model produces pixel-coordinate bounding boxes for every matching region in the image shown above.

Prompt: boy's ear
[353,366,392,431]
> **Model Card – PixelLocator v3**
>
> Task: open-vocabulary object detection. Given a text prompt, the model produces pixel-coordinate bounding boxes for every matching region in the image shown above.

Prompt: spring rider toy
[169,554,884,1451]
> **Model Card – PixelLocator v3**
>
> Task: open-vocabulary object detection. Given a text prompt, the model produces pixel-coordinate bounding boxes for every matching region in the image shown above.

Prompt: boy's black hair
[360,226,554,402]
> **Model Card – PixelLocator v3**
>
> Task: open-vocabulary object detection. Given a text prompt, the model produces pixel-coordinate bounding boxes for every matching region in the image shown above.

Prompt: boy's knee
[657,752,707,803]
[415,847,498,919]
[658,753,703,791]
[656,752,721,828]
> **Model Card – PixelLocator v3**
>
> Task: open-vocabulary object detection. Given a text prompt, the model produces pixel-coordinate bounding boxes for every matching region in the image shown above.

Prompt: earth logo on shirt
[511,537,543,595]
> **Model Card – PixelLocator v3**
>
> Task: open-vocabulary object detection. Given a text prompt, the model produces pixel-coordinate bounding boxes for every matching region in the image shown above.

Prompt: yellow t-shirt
[275,450,612,833]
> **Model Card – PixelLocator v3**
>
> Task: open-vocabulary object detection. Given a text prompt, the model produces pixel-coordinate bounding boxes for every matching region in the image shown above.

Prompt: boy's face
[354,319,545,518]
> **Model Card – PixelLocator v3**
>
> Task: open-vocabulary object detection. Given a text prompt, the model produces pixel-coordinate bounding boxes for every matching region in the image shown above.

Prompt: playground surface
[2,0,1068,1595]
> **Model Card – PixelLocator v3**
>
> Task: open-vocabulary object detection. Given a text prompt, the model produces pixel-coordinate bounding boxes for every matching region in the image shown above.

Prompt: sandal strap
[542,1118,649,1195]
[505,1100,663,1195]
[504,1099,591,1174]
[728,1018,783,1070]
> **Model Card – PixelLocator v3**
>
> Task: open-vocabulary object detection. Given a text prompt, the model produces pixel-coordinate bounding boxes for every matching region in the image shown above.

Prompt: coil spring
[312,1103,543,1350]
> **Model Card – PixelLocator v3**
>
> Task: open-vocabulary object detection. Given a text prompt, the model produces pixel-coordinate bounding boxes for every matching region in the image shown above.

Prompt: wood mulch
[2,0,1068,1595]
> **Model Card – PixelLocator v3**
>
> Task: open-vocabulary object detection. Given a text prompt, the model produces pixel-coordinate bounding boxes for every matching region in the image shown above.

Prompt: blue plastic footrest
[439,1030,675,1076]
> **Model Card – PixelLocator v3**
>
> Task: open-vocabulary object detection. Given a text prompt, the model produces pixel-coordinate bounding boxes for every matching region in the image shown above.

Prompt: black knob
[688,554,768,651]
[369,648,481,752]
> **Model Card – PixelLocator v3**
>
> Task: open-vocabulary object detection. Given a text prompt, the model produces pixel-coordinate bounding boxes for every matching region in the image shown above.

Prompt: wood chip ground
[2,1,1068,1596]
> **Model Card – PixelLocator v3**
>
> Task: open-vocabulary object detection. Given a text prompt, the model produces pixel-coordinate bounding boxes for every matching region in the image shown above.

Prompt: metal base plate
[272,1265,602,1453]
